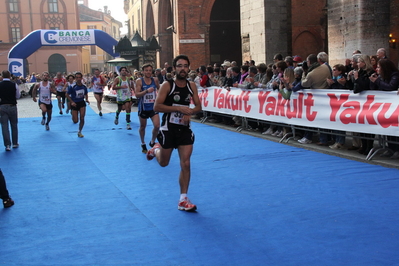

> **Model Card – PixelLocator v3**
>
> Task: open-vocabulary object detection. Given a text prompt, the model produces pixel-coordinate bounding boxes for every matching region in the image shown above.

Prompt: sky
[88,0,128,34]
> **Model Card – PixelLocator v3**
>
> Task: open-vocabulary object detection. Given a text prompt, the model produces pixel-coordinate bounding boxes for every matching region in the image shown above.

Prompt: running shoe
[114,117,119,125]
[149,141,155,148]
[178,197,197,212]
[298,137,311,144]
[141,144,148,154]
[3,198,14,208]
[45,124,50,131]
[66,109,69,114]
[5,145,11,151]
[59,111,63,115]
[127,124,132,130]
[99,111,102,116]
[12,144,19,148]
[78,132,84,138]
[146,143,160,160]
[62,103,65,109]
[41,118,45,125]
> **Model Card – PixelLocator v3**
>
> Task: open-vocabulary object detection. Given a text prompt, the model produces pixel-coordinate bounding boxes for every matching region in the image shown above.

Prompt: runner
[66,72,89,138]
[53,72,66,114]
[91,69,106,116]
[135,64,160,153]
[112,67,133,130]
[146,55,202,211]
[62,74,76,114]
[32,72,56,131]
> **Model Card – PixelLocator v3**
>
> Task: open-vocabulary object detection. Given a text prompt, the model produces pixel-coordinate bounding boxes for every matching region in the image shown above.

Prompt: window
[90,45,96,55]
[50,27,60,30]
[9,0,18,13]
[11,27,21,42]
[87,25,97,29]
[48,0,58,13]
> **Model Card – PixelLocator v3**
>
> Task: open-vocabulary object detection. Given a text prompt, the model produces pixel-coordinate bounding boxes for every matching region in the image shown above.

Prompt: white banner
[41,30,96,45]
[197,87,399,137]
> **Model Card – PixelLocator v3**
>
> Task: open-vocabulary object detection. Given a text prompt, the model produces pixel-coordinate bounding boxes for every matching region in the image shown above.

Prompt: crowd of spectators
[190,48,399,159]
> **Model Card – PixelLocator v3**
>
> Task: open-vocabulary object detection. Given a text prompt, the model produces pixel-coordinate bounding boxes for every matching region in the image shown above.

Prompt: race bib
[41,95,50,103]
[143,91,155,103]
[76,89,85,98]
[169,104,186,125]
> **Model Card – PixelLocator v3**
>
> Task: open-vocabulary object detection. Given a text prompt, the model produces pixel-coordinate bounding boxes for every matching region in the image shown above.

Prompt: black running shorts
[157,126,195,149]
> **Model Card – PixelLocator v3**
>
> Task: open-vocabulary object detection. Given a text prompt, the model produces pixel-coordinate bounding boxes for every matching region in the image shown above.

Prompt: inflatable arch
[8,29,120,77]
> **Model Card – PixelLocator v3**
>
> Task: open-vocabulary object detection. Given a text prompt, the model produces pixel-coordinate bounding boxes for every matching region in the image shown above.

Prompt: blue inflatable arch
[8,29,120,77]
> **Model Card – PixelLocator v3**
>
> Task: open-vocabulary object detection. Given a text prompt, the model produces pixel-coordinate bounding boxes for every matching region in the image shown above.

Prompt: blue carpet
[0,102,398,265]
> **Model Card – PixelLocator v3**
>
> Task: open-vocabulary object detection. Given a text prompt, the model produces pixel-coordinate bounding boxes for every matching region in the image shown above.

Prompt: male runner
[32,72,56,130]
[135,64,160,153]
[63,74,75,114]
[91,69,106,116]
[53,72,66,114]
[112,67,133,130]
[147,55,202,211]
[66,72,89,138]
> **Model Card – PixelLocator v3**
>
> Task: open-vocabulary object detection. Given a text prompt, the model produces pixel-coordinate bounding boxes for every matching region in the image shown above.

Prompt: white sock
[180,194,187,201]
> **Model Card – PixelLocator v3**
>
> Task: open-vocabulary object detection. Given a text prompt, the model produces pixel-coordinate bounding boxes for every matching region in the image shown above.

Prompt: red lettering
[357,95,381,125]
[376,103,399,128]
[286,99,298,119]
[340,101,360,124]
[303,93,317,121]
[328,93,349,121]
[265,97,276,116]
[275,94,287,117]
[198,88,209,107]
[243,91,251,113]
[258,91,271,113]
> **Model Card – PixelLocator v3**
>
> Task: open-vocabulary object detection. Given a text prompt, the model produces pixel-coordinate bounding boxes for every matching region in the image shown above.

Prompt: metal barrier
[199,111,399,161]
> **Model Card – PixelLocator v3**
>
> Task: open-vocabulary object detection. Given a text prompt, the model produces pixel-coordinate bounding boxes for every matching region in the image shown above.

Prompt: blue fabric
[0,104,398,265]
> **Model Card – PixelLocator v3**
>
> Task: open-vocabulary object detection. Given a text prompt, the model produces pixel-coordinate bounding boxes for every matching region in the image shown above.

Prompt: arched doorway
[48,54,66,75]
[209,0,241,65]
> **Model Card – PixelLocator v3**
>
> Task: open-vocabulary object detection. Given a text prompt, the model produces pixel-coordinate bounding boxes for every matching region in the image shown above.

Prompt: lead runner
[146,54,202,211]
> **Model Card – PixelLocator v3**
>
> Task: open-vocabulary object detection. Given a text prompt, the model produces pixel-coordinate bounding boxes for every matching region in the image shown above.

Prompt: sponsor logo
[41,30,95,45]
[8,60,23,76]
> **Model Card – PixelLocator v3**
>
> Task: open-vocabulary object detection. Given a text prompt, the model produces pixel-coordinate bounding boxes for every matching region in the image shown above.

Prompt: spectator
[199,66,211,87]
[293,56,302,68]
[348,54,376,155]
[231,66,241,85]
[155,68,164,84]
[370,59,399,159]
[370,55,379,71]
[218,69,227,86]
[233,66,257,89]
[327,64,348,150]
[289,53,331,144]
[376,48,388,60]
[221,60,231,70]
[285,56,295,69]
[327,64,347,89]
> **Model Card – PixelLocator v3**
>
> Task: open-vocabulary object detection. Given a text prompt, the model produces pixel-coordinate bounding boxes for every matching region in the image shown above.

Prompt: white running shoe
[262,128,273,135]
[298,137,312,144]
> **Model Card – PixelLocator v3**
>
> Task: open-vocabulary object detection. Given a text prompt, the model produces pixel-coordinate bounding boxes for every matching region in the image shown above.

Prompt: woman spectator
[370,59,399,159]
[218,69,227,87]
[327,64,347,149]
[370,55,379,71]
[347,54,376,155]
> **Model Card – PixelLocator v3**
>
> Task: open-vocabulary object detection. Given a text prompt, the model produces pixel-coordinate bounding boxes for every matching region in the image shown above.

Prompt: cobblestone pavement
[15,92,399,169]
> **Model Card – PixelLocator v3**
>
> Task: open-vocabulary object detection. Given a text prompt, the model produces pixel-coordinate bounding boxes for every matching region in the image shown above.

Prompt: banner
[40,30,96,45]
[197,87,399,137]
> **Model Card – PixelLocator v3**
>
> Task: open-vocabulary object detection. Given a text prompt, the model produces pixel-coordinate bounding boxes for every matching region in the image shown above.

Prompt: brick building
[126,0,398,69]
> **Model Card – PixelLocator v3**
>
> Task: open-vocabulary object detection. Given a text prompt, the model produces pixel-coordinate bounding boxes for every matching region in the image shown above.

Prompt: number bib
[143,91,156,104]
[76,89,85,99]
[169,104,186,125]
